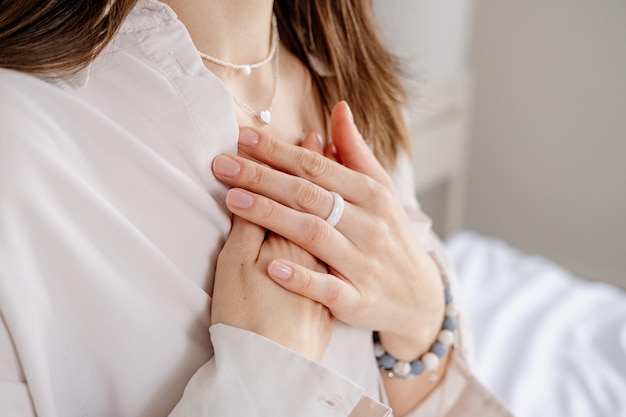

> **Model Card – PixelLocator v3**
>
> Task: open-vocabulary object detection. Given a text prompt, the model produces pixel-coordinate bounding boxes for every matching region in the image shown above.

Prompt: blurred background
[374,0,626,290]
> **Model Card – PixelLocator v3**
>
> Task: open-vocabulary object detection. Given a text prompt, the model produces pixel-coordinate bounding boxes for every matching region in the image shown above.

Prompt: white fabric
[0,1,510,416]
[447,231,626,417]
[0,1,377,414]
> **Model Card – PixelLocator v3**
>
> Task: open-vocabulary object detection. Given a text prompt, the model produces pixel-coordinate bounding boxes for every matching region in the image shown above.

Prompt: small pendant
[257,110,271,125]
[241,65,252,76]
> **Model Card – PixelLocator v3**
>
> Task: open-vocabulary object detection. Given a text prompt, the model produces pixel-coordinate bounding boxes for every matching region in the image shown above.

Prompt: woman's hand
[212,102,445,361]
[211,134,334,362]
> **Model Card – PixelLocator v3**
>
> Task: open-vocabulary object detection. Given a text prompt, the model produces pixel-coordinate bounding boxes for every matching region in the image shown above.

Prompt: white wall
[373,0,473,84]
[467,1,626,288]
[374,1,475,237]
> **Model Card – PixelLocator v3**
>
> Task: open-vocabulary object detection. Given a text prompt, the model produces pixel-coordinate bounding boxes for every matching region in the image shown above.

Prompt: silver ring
[325,192,345,227]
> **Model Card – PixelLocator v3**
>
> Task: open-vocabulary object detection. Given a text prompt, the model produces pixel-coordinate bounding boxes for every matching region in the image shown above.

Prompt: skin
[214,103,448,415]
[163,0,449,414]
[165,0,326,142]
[211,134,335,362]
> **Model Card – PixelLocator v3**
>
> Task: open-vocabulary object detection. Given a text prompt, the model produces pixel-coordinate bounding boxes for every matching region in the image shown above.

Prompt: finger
[221,215,266,255]
[214,154,356,228]
[323,143,340,163]
[236,127,380,206]
[225,188,357,271]
[214,151,391,231]
[300,131,324,154]
[225,182,383,249]
[330,101,393,189]
[267,259,359,317]
[229,214,265,240]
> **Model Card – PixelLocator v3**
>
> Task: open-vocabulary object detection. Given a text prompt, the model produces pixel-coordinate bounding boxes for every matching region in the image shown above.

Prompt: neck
[163,0,275,64]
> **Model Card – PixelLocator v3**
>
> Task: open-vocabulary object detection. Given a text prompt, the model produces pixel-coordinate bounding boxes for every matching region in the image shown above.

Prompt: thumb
[330,101,391,187]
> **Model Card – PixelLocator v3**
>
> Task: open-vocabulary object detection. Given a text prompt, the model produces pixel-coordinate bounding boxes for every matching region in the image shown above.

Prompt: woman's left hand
[212,102,444,360]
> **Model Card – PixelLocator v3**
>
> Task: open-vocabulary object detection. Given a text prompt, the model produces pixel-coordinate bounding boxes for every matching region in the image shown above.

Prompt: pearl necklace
[197,15,279,125]
[198,15,278,76]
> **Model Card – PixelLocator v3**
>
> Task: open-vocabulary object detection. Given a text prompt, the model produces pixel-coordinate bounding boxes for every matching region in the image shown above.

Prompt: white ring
[325,192,345,227]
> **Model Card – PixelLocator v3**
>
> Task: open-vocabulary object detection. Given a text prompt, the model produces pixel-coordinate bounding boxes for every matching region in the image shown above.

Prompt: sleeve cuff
[171,323,390,417]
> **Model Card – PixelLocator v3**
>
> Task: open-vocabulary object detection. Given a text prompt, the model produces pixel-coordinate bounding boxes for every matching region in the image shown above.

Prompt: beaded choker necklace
[197,15,278,77]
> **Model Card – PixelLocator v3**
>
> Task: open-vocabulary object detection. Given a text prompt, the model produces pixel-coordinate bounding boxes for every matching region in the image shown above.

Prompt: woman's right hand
[210,135,334,363]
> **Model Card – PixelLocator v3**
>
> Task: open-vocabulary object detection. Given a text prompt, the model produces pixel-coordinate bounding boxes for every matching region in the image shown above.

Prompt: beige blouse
[0,1,511,416]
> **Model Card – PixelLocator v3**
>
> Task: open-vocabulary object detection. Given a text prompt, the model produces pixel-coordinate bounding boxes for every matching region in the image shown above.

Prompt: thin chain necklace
[197,15,279,125]
[230,45,279,125]
[198,15,278,77]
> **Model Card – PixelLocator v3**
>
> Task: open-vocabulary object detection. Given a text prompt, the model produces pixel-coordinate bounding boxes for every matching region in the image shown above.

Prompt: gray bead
[444,288,453,305]
[431,342,447,358]
[379,353,396,369]
[410,360,425,376]
[443,317,457,331]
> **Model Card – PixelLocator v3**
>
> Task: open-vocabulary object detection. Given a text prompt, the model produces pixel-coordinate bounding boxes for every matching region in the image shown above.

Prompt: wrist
[374,287,457,380]
[377,309,443,361]
[378,287,446,360]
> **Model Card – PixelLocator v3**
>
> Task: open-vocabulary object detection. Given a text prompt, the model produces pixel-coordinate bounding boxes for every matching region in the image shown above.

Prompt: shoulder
[1,70,59,149]
[0,69,75,133]
[0,70,83,195]
[0,69,54,111]
[0,69,79,150]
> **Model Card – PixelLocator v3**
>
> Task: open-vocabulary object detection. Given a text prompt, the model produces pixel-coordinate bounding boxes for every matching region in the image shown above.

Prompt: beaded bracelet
[373,287,457,382]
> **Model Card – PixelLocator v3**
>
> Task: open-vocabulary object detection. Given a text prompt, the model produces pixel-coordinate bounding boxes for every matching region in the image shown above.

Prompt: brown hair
[274,0,410,168]
[0,0,410,167]
[0,0,136,76]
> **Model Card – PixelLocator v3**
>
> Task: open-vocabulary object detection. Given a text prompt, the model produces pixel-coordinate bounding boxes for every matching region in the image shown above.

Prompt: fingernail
[343,101,354,123]
[239,128,259,147]
[314,132,324,147]
[213,156,240,177]
[227,189,254,209]
[269,261,293,281]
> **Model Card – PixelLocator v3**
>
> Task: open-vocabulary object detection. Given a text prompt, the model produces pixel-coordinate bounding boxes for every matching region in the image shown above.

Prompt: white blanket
[446,231,626,417]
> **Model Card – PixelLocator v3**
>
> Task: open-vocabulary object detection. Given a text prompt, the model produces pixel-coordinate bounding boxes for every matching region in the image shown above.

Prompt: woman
[0,0,511,416]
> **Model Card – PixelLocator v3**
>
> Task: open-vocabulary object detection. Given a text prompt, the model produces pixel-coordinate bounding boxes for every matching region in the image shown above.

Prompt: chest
[215,47,327,146]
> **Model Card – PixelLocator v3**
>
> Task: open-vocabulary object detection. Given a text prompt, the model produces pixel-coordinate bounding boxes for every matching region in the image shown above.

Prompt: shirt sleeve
[0,313,37,417]
[169,324,391,417]
[0,315,392,417]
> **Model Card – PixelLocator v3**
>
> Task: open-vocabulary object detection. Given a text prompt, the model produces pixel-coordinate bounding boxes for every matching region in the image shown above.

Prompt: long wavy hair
[0,0,410,167]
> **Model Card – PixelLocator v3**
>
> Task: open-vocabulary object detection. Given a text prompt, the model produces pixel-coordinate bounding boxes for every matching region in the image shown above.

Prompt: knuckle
[261,134,280,158]
[293,182,325,211]
[246,164,266,188]
[324,280,342,308]
[302,217,331,246]
[297,269,315,293]
[365,220,389,245]
[369,260,385,281]
[361,290,378,311]
[299,152,331,179]
[365,176,388,198]
[258,199,279,222]
[364,177,393,211]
